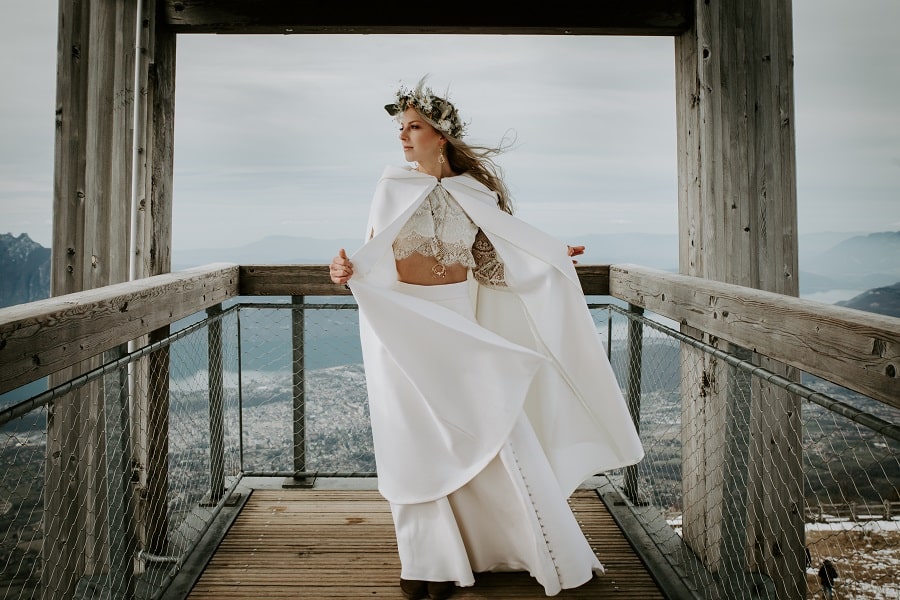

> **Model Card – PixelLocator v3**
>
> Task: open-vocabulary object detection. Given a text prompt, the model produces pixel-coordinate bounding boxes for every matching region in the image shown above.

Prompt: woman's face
[398,106,444,164]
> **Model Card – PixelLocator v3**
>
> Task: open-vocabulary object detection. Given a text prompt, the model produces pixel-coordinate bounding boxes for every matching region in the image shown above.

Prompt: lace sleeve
[471,229,507,288]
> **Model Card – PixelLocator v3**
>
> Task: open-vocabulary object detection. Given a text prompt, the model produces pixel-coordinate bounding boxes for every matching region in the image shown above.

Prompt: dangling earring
[438,145,445,165]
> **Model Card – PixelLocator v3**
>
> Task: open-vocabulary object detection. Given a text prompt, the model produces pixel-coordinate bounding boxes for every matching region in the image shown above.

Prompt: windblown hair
[387,75,515,214]
[442,132,515,215]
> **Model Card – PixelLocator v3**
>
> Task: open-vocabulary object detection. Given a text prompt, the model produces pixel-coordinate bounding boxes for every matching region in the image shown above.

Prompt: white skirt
[388,281,604,596]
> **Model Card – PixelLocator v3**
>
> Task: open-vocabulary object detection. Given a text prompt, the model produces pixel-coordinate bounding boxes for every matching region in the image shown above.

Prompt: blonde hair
[442,132,515,215]
[392,78,515,214]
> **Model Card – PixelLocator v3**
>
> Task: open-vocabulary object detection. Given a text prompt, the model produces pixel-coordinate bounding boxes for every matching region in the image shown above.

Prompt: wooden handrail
[1,262,896,408]
[237,264,611,296]
[0,264,239,394]
[610,264,900,409]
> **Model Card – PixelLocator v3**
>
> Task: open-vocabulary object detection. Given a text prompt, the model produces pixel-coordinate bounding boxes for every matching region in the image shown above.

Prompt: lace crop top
[392,184,507,287]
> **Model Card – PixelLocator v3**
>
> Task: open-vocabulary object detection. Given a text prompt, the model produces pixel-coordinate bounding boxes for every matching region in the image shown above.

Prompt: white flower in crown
[384,75,467,139]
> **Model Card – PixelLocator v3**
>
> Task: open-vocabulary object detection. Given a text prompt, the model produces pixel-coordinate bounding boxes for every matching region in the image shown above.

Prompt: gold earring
[438,146,445,165]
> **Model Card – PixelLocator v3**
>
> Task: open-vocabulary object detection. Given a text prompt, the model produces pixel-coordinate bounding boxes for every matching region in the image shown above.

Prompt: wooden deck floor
[186,488,666,599]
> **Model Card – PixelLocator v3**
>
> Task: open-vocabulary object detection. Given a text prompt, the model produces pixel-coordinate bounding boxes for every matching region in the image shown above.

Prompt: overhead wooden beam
[162,0,693,35]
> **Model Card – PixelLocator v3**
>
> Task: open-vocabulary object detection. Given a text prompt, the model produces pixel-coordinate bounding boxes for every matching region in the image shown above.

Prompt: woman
[330,76,644,599]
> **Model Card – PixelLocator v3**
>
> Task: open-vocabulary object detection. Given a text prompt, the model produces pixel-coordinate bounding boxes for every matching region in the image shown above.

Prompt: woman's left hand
[567,245,585,264]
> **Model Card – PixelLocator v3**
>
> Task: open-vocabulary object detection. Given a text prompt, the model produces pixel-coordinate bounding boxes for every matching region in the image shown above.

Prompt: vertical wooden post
[46,3,90,595]
[47,0,139,597]
[132,0,176,562]
[675,1,803,598]
[145,0,175,278]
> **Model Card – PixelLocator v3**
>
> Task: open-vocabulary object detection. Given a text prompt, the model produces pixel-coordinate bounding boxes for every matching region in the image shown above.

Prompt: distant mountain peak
[836,282,900,318]
[1,231,42,248]
[0,232,51,308]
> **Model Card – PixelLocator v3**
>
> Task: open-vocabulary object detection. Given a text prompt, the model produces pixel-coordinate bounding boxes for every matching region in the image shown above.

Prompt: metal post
[623,304,644,504]
[606,306,613,361]
[286,296,313,487]
[236,307,245,473]
[206,304,225,504]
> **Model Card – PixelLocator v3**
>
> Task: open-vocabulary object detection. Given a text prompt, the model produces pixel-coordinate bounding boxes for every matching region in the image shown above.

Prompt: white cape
[348,165,644,505]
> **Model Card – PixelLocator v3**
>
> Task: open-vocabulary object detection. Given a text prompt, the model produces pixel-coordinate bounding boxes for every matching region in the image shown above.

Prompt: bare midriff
[395,253,468,285]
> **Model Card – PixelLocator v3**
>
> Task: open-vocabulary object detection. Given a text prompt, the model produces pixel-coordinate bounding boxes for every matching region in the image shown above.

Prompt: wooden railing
[1,262,896,600]
[2,262,895,408]
[610,265,899,409]
[806,501,899,522]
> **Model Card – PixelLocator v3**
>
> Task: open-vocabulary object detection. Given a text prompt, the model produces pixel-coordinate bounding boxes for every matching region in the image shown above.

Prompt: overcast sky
[1,2,898,252]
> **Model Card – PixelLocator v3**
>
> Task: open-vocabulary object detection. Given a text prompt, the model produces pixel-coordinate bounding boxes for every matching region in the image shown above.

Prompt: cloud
[1,4,898,251]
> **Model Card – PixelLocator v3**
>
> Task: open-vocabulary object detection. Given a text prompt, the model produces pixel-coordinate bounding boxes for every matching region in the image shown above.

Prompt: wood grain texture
[610,264,899,408]
[186,489,665,599]
[237,265,611,297]
[0,264,238,394]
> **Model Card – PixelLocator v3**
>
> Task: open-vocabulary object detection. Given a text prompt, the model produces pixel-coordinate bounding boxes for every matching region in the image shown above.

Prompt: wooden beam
[51,0,90,298]
[162,0,692,35]
[675,2,803,595]
[0,264,239,395]
[239,265,351,297]
[147,5,177,278]
[576,265,611,297]
[610,264,900,409]
[238,264,611,297]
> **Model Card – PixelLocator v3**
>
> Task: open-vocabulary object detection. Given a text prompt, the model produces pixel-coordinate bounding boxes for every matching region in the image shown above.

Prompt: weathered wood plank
[46,1,143,597]
[146,4,176,278]
[0,264,239,395]
[610,264,900,408]
[162,0,693,35]
[46,3,93,596]
[51,0,89,299]
[674,2,804,595]
[185,489,664,600]
[237,265,611,297]
[132,1,178,560]
[239,265,350,297]
[576,265,611,297]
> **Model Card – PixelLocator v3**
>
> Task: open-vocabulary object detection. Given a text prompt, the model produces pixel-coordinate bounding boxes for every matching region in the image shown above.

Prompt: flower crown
[384,76,467,139]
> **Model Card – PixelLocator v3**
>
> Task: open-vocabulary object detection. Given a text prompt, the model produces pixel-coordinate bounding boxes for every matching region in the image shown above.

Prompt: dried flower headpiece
[384,75,467,139]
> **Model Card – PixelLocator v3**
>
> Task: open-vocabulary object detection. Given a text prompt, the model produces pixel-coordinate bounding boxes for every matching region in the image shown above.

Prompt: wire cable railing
[1,299,897,599]
[601,304,899,600]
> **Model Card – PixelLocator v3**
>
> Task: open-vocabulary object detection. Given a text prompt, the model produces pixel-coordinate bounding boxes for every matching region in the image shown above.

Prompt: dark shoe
[400,578,428,600]
[427,581,455,599]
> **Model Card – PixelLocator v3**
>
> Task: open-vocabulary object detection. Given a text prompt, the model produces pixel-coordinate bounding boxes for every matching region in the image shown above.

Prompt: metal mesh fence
[2,299,897,600]
[600,304,900,600]
[801,376,900,600]
[236,301,374,477]
[0,308,242,600]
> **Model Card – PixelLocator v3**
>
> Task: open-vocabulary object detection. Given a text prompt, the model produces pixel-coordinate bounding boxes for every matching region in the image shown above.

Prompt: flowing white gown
[348,166,644,595]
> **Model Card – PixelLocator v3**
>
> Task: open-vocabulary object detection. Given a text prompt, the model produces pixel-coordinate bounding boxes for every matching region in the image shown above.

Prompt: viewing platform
[2,263,896,600]
[4,3,899,598]
[178,484,667,600]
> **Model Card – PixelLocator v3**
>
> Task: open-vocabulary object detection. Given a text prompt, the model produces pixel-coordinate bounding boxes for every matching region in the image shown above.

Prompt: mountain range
[2,231,899,315]
[0,233,50,308]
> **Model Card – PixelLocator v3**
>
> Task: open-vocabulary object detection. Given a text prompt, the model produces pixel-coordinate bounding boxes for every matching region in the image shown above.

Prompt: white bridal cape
[347,166,644,594]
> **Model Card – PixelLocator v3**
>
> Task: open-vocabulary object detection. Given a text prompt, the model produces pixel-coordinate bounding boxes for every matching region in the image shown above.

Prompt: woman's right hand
[329,248,354,284]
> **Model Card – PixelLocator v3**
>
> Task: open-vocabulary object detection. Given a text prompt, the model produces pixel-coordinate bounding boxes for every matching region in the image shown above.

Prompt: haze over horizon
[1,2,898,251]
